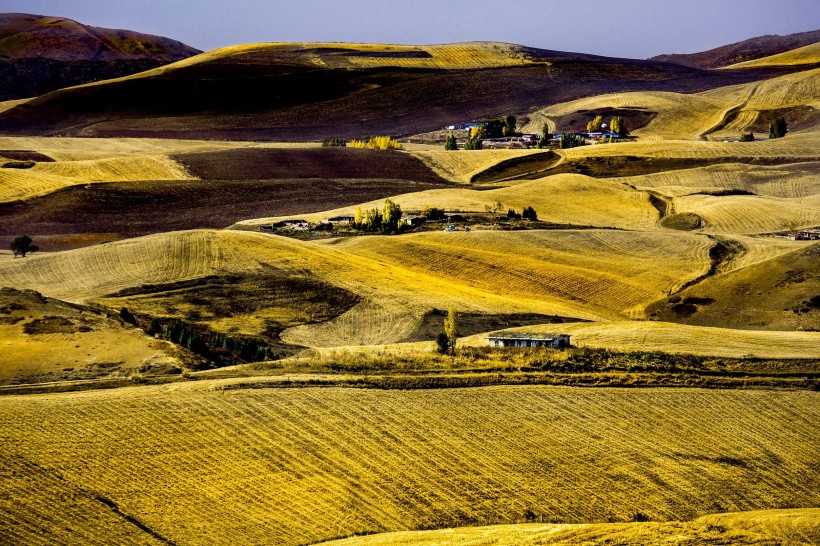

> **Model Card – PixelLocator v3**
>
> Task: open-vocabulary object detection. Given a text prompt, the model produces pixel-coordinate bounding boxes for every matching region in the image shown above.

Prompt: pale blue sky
[3,0,819,59]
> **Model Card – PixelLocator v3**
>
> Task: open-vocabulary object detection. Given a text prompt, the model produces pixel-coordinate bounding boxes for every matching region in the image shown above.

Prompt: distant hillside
[651,29,820,69]
[0,13,201,100]
[0,41,804,141]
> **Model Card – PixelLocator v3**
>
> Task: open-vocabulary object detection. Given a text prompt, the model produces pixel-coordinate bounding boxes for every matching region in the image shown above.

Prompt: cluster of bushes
[321,137,347,147]
[447,115,518,151]
[352,199,403,233]
[349,136,403,150]
[506,206,538,220]
[145,317,278,366]
[2,160,36,169]
[769,116,787,139]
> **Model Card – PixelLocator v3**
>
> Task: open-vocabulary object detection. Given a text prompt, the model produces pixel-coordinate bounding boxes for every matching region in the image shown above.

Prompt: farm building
[282,220,310,231]
[797,228,820,240]
[328,215,355,225]
[487,332,571,349]
[401,216,426,228]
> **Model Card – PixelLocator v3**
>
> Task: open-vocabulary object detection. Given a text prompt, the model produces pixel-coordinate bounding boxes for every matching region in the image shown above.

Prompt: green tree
[536,123,552,148]
[10,235,37,257]
[485,119,505,138]
[464,125,485,150]
[504,114,517,136]
[587,115,603,132]
[610,116,629,136]
[364,208,382,231]
[522,206,538,220]
[382,199,403,233]
[558,133,584,149]
[443,307,459,356]
[444,134,458,150]
[739,132,755,142]
[769,116,787,139]
[435,331,449,355]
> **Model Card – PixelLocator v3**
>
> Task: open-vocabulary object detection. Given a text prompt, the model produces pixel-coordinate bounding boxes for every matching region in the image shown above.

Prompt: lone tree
[444,134,458,150]
[769,116,787,139]
[464,125,485,150]
[739,132,755,142]
[522,206,538,220]
[443,307,459,356]
[587,115,603,132]
[11,235,37,257]
[382,199,403,233]
[504,114,517,136]
[610,116,629,136]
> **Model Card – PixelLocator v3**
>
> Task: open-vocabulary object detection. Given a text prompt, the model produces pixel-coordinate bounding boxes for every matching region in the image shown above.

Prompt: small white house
[486,332,571,349]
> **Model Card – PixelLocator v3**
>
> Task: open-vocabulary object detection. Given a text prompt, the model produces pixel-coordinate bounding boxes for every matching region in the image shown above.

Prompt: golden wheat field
[325,508,820,545]
[411,149,550,183]
[0,384,817,546]
[622,162,820,198]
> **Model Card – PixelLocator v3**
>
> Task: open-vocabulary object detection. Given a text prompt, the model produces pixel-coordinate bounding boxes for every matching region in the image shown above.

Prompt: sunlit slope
[725,42,820,68]
[646,243,820,332]
[0,154,193,202]
[622,162,820,198]
[557,128,820,160]
[119,41,547,77]
[0,229,714,345]
[239,174,659,232]
[671,193,820,234]
[0,288,181,386]
[325,509,820,546]
[469,320,820,359]
[0,385,817,546]
[0,136,261,203]
[522,68,820,140]
[411,149,549,183]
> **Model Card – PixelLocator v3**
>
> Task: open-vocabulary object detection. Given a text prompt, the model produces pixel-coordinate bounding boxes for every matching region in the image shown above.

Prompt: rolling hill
[0,287,183,386]
[0,13,201,100]
[0,40,805,141]
[650,28,820,68]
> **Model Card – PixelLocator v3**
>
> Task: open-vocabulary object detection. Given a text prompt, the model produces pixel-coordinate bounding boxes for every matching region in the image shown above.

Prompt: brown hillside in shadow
[0,42,809,140]
[0,13,201,100]
[650,29,820,68]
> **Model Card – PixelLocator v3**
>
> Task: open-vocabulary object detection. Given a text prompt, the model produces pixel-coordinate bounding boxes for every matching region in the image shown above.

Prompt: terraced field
[0,385,817,546]
[327,509,820,545]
